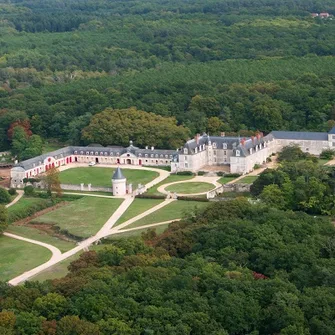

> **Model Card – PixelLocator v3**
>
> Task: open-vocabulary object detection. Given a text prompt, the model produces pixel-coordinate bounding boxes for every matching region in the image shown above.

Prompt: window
[165,155,168,158]
[223,150,227,155]
[306,148,309,151]
[145,154,148,158]
[184,148,188,154]
[236,150,240,157]
[223,143,227,149]
[95,152,98,155]
[138,153,142,157]
[332,135,335,139]
[213,142,217,148]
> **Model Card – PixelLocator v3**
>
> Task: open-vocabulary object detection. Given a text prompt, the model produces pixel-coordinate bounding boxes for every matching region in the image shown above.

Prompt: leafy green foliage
[1,199,335,334]
[82,107,190,149]
[0,188,11,204]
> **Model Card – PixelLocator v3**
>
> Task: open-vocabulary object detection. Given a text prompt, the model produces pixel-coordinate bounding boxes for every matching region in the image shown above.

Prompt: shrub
[135,194,166,199]
[0,188,11,204]
[178,196,209,202]
[266,157,272,163]
[197,171,206,176]
[24,185,35,196]
[253,164,261,169]
[217,171,224,176]
[8,188,17,196]
[176,171,194,176]
[225,173,241,178]
[320,149,335,160]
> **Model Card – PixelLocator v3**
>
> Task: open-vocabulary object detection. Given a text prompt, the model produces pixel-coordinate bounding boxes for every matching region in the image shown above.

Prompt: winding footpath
[6,165,257,285]
[6,166,170,285]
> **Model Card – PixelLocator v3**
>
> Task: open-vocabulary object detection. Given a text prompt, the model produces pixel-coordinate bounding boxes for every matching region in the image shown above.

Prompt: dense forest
[1,197,335,334]
[0,0,334,153]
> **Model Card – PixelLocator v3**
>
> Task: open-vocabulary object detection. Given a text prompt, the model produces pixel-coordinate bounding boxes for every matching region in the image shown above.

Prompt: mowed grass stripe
[0,235,52,282]
[59,167,159,188]
[165,182,214,194]
[115,198,164,226]
[6,225,75,253]
[30,197,123,239]
[123,200,209,229]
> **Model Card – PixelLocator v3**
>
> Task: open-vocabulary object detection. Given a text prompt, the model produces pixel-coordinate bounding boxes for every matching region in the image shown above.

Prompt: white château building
[10,127,335,188]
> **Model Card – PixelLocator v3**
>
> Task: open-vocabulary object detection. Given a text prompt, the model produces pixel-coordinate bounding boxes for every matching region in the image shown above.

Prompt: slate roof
[15,147,73,170]
[112,167,126,180]
[271,131,328,141]
[328,126,335,135]
[14,143,177,171]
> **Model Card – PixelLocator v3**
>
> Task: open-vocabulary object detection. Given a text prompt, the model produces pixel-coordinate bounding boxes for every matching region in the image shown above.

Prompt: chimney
[256,133,261,140]
[220,132,225,137]
[240,138,246,146]
[151,146,154,151]
[145,146,148,150]
[251,135,255,142]
[194,133,200,144]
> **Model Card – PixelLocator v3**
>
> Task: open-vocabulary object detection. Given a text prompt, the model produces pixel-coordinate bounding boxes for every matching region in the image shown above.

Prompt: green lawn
[59,167,159,188]
[31,244,106,282]
[111,223,170,239]
[30,197,123,239]
[146,174,193,195]
[7,196,53,223]
[318,159,330,166]
[6,225,75,252]
[165,182,214,194]
[236,176,259,184]
[115,198,163,226]
[123,200,209,229]
[0,235,52,282]
[218,176,237,184]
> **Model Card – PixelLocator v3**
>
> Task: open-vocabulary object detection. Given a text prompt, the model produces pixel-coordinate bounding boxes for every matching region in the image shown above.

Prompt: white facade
[112,178,127,196]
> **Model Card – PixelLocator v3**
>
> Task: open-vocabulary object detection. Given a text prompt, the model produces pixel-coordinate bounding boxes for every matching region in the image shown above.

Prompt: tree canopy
[82,108,190,149]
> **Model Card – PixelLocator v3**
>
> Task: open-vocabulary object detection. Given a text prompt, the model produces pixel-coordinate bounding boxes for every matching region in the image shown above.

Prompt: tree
[56,315,100,335]
[206,117,225,135]
[277,144,307,162]
[21,135,43,160]
[260,184,286,209]
[11,126,28,160]
[43,168,62,197]
[33,293,68,320]
[0,188,11,204]
[82,107,190,149]
[0,205,8,235]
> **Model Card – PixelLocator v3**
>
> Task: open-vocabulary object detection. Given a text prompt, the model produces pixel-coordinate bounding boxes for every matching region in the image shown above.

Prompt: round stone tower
[112,167,127,196]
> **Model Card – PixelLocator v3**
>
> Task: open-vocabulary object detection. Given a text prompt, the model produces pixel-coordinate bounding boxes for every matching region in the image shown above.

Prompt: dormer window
[95,152,98,155]
[184,148,188,154]
[213,142,217,148]
[223,143,227,149]
[236,150,240,157]
[74,151,78,154]
[138,153,142,157]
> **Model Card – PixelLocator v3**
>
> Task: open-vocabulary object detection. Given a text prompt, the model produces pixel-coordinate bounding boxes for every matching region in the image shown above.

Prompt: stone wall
[207,183,251,199]
[60,183,113,193]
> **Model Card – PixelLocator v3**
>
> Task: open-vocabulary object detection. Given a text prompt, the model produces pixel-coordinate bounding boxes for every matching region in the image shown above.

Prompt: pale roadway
[7,165,171,285]
[158,175,220,196]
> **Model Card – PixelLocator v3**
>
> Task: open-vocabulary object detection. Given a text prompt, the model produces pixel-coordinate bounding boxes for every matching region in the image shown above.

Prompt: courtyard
[59,167,159,188]
[3,165,249,284]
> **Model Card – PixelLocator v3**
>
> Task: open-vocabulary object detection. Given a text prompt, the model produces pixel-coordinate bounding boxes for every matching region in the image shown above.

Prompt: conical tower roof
[112,167,125,180]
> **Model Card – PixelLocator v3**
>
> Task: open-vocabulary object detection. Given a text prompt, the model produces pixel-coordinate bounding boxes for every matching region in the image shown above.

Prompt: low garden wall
[207,183,251,199]
[60,183,113,193]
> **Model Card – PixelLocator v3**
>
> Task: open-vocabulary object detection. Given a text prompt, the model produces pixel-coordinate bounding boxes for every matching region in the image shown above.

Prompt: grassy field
[30,197,123,239]
[31,244,107,282]
[32,225,170,282]
[146,174,194,195]
[0,235,51,282]
[236,176,259,184]
[7,196,54,223]
[6,225,75,252]
[218,176,237,184]
[115,198,163,226]
[165,182,214,194]
[123,200,209,229]
[59,167,158,187]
